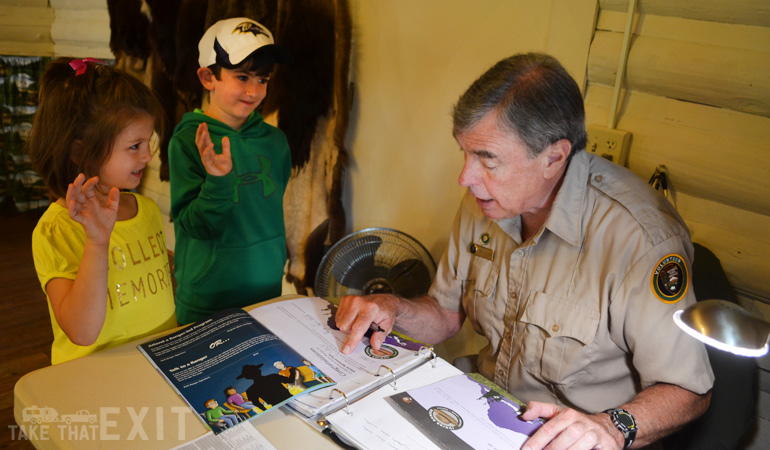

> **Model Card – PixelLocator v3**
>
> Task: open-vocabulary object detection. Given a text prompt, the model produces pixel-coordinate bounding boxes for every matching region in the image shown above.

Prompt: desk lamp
[673,299,770,357]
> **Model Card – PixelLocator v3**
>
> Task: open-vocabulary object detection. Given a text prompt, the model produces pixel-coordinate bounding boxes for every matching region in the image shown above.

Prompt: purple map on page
[389,373,543,449]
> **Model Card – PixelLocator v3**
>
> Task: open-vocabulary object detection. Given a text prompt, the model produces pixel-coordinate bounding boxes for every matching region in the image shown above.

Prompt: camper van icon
[22,406,97,425]
[22,406,59,424]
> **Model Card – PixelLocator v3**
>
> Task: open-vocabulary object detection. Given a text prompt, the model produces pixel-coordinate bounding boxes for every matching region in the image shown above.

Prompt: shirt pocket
[519,291,599,386]
[461,255,500,336]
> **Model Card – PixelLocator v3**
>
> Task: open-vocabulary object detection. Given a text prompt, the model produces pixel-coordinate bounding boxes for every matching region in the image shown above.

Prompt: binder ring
[328,388,352,415]
[375,365,397,390]
[418,345,437,368]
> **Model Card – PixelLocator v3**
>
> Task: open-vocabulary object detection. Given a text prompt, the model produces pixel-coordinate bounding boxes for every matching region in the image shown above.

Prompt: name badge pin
[469,243,494,261]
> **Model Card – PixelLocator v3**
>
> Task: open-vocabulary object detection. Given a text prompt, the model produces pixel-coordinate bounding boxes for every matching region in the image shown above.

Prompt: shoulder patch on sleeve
[651,254,689,303]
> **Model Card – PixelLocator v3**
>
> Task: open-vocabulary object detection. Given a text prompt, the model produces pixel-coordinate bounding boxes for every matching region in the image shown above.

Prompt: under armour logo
[233,22,269,38]
[234,156,275,202]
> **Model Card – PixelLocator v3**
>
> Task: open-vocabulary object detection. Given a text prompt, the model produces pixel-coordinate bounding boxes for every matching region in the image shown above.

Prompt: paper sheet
[324,358,462,450]
[388,373,543,450]
[250,297,431,416]
[171,425,276,450]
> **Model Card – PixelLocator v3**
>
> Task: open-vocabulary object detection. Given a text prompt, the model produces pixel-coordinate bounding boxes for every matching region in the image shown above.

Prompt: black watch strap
[603,408,637,450]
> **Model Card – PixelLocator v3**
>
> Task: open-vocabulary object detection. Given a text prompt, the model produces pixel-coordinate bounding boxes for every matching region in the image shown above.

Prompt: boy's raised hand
[196,122,232,176]
[66,173,119,246]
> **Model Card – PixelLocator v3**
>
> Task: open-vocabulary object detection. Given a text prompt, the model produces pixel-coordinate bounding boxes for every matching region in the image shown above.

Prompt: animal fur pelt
[204,0,277,32]
[144,0,182,180]
[173,0,208,107]
[275,0,350,292]
[107,0,150,60]
[260,0,336,171]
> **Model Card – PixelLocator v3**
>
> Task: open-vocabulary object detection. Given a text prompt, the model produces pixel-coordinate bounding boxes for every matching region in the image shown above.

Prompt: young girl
[27,58,178,364]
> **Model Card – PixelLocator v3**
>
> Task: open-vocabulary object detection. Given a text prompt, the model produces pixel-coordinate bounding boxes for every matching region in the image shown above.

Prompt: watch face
[615,410,636,430]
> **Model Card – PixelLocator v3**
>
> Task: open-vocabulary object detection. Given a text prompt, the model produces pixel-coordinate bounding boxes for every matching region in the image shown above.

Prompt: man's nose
[458,158,476,187]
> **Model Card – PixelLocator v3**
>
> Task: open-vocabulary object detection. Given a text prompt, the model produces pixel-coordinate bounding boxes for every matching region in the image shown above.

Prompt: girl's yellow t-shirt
[32,193,177,364]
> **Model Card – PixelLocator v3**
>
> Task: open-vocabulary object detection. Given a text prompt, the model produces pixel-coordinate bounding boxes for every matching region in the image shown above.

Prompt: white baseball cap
[198,17,292,68]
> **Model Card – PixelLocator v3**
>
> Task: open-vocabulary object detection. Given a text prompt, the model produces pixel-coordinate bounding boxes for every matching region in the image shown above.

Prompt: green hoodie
[169,110,291,324]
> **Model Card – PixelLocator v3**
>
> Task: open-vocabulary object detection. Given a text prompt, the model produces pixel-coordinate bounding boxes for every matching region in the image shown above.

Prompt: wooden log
[0,5,55,55]
[585,85,770,216]
[599,0,770,27]
[49,0,109,10]
[678,192,770,302]
[0,25,51,43]
[588,30,770,117]
[0,41,52,56]
[596,9,770,53]
[0,0,49,7]
[0,5,54,26]
[51,11,109,47]
[52,44,113,59]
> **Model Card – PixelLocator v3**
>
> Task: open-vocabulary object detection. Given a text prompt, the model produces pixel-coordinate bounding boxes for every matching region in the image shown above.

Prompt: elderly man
[335,53,713,450]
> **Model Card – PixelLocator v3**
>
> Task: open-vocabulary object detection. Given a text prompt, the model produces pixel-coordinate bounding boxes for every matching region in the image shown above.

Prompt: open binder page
[249,297,433,417]
[324,357,461,450]
[387,372,543,450]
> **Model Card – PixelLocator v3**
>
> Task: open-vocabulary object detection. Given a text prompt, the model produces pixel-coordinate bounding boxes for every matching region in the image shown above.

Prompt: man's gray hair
[452,53,586,158]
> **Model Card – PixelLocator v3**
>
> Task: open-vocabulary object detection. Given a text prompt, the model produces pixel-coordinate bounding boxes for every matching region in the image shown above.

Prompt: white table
[13,296,340,449]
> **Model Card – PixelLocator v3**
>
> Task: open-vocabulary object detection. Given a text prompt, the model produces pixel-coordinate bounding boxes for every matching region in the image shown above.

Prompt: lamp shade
[673,299,770,357]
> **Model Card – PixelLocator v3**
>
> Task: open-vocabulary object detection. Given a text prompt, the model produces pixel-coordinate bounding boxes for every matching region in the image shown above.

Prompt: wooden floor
[0,210,51,450]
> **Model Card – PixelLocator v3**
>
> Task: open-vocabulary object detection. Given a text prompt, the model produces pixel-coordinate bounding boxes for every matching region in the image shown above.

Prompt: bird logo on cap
[233,21,269,38]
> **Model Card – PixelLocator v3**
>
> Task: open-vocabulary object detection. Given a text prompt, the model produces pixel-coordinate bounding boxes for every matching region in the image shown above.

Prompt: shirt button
[594,175,603,182]
[552,324,560,332]
[515,249,524,256]
[497,369,504,378]
[504,330,512,340]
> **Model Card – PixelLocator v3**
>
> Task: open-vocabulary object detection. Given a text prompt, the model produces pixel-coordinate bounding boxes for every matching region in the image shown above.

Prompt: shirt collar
[542,150,590,247]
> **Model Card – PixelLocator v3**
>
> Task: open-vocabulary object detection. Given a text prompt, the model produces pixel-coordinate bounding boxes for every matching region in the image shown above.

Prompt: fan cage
[314,228,437,299]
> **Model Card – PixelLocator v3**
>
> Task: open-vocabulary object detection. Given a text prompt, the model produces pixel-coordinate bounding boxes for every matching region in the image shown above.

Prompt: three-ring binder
[314,344,437,426]
[418,346,437,367]
[375,365,397,390]
[328,388,352,415]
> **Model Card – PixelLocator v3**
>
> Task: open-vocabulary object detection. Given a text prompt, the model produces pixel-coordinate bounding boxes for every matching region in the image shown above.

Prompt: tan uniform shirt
[430,151,714,412]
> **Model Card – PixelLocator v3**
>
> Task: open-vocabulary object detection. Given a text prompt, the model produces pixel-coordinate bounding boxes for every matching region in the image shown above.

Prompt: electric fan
[314,228,437,299]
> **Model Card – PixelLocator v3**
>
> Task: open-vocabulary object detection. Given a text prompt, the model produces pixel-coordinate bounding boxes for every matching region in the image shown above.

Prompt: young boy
[203,399,238,428]
[169,18,293,324]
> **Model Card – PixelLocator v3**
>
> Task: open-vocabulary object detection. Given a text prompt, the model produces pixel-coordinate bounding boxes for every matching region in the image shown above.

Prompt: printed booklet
[138,296,433,434]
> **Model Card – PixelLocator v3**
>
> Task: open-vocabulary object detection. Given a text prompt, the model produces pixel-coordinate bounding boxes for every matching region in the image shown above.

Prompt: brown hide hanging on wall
[107,0,351,295]
[261,0,351,293]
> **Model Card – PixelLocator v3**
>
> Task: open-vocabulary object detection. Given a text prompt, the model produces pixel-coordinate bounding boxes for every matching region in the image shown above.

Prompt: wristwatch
[603,408,637,450]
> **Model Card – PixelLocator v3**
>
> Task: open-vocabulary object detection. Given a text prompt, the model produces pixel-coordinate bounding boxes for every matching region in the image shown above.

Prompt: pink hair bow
[69,58,106,76]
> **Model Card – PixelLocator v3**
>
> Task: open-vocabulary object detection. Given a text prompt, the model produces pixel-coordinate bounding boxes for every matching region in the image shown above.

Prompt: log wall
[587,2,770,447]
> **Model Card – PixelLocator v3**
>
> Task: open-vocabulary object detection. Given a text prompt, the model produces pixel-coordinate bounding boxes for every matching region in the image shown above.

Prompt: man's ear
[197,67,216,90]
[542,139,571,179]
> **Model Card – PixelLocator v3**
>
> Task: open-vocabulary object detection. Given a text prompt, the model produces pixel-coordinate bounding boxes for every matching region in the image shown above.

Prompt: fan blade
[341,263,389,290]
[328,235,388,295]
[388,258,433,298]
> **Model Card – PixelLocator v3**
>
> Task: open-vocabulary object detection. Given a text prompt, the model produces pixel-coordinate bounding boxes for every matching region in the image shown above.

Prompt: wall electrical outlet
[585,125,632,166]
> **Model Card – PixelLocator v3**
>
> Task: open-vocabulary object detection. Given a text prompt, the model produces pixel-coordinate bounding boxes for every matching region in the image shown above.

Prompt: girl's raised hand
[196,122,232,176]
[65,173,119,245]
